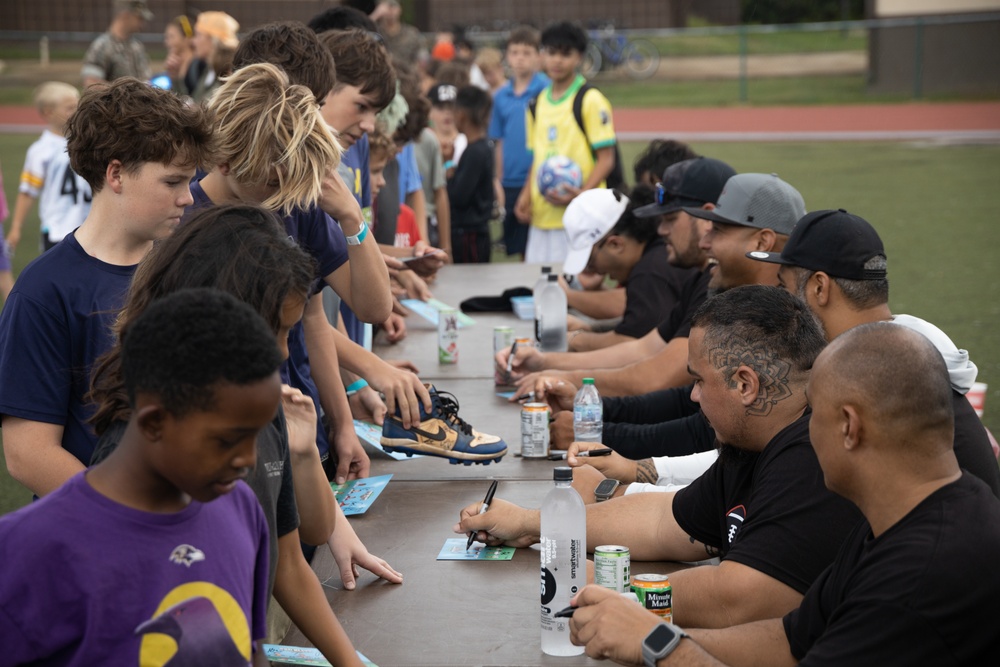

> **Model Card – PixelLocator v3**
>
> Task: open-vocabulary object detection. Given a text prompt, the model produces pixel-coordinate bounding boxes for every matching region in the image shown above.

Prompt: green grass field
[2,136,999,516]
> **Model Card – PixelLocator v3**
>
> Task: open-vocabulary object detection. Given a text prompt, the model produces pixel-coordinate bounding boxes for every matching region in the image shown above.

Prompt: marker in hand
[467,479,499,550]
[506,340,519,375]
[576,448,613,458]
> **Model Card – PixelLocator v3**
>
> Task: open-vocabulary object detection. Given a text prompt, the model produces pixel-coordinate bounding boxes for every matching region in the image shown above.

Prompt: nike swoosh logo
[411,425,448,442]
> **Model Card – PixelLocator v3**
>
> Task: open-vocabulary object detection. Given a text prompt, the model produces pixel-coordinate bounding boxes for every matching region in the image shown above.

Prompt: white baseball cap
[561,189,630,275]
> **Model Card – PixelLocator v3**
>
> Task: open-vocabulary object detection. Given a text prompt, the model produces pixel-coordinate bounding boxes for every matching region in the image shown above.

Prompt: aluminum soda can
[493,326,515,385]
[520,402,550,458]
[438,308,459,364]
[631,574,672,622]
[595,545,631,593]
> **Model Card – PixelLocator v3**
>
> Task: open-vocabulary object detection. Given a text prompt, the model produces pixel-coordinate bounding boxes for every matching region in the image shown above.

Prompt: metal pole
[739,24,748,103]
[913,18,924,99]
[40,36,49,68]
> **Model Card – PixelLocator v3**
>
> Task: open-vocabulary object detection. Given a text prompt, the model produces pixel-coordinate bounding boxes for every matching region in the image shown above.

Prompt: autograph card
[437,538,516,561]
[262,645,377,666]
[330,474,393,516]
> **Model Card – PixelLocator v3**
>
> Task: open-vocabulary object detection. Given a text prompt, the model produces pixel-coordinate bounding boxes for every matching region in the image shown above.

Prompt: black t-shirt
[672,412,862,594]
[951,390,1000,497]
[783,474,1000,666]
[615,238,699,339]
[447,137,494,231]
[374,157,400,244]
[656,265,712,343]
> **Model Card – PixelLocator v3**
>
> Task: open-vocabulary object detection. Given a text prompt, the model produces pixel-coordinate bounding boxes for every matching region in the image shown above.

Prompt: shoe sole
[381,438,507,465]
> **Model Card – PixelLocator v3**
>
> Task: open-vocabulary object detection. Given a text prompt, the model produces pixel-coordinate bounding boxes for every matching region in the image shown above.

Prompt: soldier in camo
[82,0,152,86]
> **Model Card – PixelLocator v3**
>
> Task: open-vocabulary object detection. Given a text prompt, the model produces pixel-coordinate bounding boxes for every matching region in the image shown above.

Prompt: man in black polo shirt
[458,287,862,629]
[568,323,1000,666]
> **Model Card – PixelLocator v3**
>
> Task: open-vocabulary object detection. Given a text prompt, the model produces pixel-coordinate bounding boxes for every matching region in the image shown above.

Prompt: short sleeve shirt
[672,412,863,594]
[81,32,151,82]
[488,71,550,188]
[656,265,712,342]
[783,474,1000,665]
[616,238,698,339]
[414,128,446,217]
[397,143,423,203]
[19,130,91,241]
[0,233,135,465]
[525,75,615,230]
[339,135,372,224]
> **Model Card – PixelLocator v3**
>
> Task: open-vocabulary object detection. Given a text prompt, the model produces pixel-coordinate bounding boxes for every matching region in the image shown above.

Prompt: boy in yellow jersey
[514,22,617,264]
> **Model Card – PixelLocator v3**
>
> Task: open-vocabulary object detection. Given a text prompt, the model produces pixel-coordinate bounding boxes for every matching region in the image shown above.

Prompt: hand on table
[349,385,387,426]
[512,374,579,412]
[394,268,433,301]
[380,312,407,343]
[568,442,638,484]
[496,344,545,383]
[454,498,539,548]
[327,510,403,590]
[569,585,661,665]
[550,411,575,450]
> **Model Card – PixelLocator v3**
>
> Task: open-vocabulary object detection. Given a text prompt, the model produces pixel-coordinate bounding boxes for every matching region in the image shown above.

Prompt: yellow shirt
[525,75,616,230]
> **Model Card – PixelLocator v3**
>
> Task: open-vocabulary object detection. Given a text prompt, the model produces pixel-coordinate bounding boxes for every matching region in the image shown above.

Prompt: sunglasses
[655,182,704,208]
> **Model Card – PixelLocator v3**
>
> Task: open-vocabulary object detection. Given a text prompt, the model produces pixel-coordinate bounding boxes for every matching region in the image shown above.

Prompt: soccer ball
[537,156,583,197]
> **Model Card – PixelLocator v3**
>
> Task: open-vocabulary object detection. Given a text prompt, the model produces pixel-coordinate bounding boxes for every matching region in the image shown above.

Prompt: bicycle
[582,23,660,80]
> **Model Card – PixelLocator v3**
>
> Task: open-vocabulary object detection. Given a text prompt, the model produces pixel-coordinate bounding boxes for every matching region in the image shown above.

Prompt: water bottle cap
[553,466,573,482]
[547,273,558,282]
[582,378,595,385]
[541,266,552,274]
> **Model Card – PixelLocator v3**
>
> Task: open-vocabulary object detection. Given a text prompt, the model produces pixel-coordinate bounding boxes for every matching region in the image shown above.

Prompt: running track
[3,101,999,141]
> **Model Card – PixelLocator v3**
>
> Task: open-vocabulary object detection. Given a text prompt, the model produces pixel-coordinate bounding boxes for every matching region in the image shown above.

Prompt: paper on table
[400,298,475,328]
[354,419,423,460]
[262,645,377,666]
[330,474,393,516]
[437,537,516,561]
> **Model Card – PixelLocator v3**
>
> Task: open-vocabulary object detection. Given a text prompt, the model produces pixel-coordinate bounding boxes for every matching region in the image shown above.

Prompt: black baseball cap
[634,157,736,218]
[747,209,888,280]
[427,83,458,106]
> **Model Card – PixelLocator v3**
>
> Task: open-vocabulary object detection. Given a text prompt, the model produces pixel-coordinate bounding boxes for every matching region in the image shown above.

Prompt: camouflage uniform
[81,32,151,83]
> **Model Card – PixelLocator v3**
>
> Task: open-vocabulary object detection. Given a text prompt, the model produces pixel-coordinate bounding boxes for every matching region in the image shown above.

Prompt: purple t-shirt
[186,180,350,460]
[0,232,135,466]
[0,472,269,665]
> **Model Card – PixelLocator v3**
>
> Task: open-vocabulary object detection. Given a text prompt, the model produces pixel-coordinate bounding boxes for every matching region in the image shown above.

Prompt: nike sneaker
[381,385,508,464]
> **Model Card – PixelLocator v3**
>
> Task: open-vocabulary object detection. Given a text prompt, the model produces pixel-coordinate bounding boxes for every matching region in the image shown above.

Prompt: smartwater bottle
[538,274,568,352]
[573,378,603,443]
[540,467,586,656]
[533,266,552,342]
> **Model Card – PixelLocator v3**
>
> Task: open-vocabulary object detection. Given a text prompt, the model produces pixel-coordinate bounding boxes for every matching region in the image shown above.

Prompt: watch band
[642,623,689,667]
[594,479,619,502]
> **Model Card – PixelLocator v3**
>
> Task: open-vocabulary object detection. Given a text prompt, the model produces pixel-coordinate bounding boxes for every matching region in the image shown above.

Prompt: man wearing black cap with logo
[749,209,999,497]
[499,157,735,398]
[82,1,153,87]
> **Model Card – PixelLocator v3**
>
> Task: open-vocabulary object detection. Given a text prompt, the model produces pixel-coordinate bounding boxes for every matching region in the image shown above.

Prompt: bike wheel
[623,40,660,79]
[582,43,602,78]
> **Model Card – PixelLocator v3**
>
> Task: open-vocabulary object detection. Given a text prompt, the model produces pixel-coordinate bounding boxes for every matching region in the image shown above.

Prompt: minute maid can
[631,574,672,622]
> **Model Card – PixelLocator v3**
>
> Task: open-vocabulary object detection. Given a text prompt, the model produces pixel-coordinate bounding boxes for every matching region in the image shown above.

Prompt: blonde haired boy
[9,82,91,254]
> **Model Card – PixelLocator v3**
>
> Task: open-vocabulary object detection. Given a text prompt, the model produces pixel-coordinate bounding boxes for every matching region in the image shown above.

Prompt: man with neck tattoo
[568,323,1000,666]
[456,286,862,629]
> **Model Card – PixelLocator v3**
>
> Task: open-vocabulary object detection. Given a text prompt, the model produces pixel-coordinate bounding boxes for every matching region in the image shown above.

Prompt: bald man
[457,287,861,629]
[568,323,1000,666]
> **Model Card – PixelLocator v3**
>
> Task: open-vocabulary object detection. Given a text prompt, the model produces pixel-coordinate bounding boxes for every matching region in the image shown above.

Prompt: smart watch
[642,622,689,667]
[594,478,620,502]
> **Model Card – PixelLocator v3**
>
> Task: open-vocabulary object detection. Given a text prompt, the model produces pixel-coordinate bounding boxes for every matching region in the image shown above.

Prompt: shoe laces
[435,390,473,436]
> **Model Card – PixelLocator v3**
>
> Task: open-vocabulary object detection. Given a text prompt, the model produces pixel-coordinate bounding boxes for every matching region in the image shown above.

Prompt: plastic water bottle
[540,467,586,656]
[573,378,603,443]
[533,266,552,342]
[538,274,568,352]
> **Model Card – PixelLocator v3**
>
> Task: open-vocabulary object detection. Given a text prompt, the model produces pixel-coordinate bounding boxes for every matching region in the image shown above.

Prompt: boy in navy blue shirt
[488,26,549,259]
[0,78,213,497]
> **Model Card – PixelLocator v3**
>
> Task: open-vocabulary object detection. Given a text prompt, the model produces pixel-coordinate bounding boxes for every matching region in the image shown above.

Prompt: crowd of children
[4,6,996,666]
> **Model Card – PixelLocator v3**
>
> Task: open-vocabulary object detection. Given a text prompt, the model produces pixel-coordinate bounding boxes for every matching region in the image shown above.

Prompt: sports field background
[2,135,998,516]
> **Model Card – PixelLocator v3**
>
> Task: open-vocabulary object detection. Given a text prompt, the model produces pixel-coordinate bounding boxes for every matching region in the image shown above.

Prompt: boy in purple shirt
[0,288,276,665]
